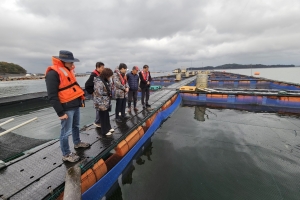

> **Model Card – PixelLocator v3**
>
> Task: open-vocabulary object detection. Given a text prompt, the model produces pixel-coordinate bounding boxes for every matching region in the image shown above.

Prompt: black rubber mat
[0,98,51,119]
[0,127,50,161]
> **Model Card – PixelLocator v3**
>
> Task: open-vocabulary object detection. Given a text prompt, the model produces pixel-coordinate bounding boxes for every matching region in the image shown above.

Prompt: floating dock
[0,71,300,200]
[0,74,194,200]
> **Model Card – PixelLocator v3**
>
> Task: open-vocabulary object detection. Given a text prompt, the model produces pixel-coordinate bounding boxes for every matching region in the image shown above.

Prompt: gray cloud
[0,0,300,73]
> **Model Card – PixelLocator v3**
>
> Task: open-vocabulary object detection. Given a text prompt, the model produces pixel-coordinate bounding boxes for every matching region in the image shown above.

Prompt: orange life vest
[117,72,127,85]
[141,70,149,81]
[45,57,84,103]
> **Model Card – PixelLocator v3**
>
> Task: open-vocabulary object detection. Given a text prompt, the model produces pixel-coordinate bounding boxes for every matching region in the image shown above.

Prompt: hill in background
[187,64,295,70]
[0,62,27,74]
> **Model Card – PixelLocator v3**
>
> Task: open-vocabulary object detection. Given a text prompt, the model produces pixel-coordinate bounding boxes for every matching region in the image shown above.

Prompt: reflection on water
[194,106,207,121]
[194,106,220,122]
[105,139,153,200]
[115,106,300,200]
[122,162,135,185]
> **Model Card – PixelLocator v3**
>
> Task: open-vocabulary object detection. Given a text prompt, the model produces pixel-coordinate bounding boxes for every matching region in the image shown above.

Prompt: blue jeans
[60,107,81,156]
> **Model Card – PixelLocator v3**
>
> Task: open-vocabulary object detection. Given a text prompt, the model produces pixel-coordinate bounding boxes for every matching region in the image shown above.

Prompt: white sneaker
[94,123,101,127]
[106,131,113,136]
[109,129,114,132]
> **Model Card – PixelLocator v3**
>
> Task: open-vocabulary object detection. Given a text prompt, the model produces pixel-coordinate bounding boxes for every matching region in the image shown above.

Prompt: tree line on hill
[0,62,27,74]
[187,64,295,70]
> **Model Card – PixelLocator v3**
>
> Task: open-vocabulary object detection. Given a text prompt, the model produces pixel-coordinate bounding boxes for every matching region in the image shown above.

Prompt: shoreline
[0,74,87,81]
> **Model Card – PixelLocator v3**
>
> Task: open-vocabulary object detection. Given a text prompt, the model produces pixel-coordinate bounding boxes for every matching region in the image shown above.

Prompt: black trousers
[115,98,127,119]
[98,110,111,135]
[128,90,138,108]
[141,87,150,105]
[95,109,101,124]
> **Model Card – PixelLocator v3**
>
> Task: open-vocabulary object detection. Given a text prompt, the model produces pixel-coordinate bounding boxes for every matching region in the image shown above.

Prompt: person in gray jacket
[113,63,130,123]
[93,68,115,135]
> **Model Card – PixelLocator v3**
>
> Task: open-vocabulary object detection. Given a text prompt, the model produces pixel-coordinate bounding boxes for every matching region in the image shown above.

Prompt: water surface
[114,106,300,200]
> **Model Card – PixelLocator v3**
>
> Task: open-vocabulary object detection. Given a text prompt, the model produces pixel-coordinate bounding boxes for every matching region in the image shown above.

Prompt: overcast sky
[1,0,300,73]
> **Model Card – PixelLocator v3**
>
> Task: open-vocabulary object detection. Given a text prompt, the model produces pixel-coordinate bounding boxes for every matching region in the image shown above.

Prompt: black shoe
[142,104,146,109]
[146,104,151,107]
[122,115,130,120]
[115,118,122,123]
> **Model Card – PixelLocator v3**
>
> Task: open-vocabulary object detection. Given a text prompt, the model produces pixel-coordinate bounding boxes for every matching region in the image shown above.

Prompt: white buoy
[176,73,181,81]
[0,117,37,137]
[196,74,208,89]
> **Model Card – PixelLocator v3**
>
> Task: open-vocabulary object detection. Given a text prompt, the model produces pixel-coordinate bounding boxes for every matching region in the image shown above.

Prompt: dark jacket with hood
[85,70,100,94]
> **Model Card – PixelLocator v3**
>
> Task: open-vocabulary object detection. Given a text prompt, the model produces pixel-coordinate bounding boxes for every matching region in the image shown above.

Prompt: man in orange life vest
[45,50,90,162]
[85,62,105,128]
[139,65,152,108]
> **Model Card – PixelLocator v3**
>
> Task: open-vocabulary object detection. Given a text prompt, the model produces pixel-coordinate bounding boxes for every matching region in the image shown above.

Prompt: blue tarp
[82,94,182,200]
[180,93,300,109]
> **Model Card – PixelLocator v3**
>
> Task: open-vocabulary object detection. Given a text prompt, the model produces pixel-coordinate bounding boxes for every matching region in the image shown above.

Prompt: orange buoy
[171,94,177,104]
[145,112,157,127]
[161,100,172,110]
[92,159,107,181]
[254,72,260,75]
[81,169,97,193]
[57,192,64,200]
[125,129,140,150]
[136,126,145,138]
[115,140,129,157]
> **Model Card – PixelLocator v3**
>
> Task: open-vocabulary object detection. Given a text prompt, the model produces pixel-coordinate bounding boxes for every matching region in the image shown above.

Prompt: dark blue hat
[53,50,80,62]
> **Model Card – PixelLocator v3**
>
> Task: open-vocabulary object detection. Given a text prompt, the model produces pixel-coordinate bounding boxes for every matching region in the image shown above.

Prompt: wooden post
[64,165,81,200]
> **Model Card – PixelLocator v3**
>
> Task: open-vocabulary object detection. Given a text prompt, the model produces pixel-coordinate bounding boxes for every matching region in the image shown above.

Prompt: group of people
[45,50,152,162]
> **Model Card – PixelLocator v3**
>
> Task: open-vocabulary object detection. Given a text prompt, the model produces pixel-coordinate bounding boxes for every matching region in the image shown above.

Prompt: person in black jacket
[139,65,152,108]
[126,66,140,112]
[45,50,90,163]
[85,62,104,127]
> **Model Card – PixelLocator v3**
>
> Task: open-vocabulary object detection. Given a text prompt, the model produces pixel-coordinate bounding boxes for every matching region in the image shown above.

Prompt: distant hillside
[0,62,27,74]
[187,64,295,70]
